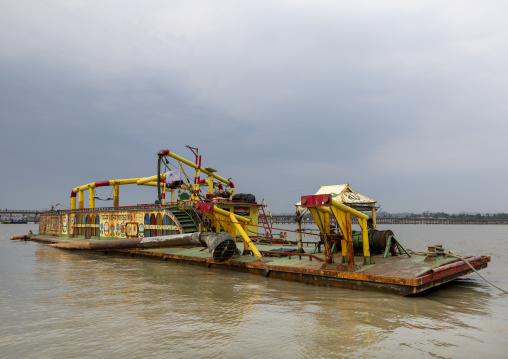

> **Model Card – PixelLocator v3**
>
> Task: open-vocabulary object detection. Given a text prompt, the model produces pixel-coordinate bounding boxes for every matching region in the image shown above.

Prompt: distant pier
[271,215,508,225]
[0,209,41,223]
[2,210,506,225]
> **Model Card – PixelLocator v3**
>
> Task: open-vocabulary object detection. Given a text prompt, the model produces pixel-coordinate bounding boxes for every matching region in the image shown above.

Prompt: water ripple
[1,224,507,358]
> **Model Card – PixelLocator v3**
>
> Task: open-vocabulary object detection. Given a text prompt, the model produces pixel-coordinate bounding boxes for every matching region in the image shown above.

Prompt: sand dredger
[11,147,492,295]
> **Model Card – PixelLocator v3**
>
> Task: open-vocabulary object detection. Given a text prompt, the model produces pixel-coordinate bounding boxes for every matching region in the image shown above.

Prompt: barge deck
[27,234,490,296]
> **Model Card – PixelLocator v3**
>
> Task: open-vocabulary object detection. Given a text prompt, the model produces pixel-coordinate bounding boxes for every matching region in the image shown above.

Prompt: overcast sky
[1,0,507,214]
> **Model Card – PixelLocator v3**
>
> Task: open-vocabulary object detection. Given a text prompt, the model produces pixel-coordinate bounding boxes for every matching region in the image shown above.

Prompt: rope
[93,187,114,201]
[162,160,172,173]
[407,248,507,295]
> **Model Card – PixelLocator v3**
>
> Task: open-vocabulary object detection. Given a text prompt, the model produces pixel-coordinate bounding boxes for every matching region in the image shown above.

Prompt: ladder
[258,199,273,238]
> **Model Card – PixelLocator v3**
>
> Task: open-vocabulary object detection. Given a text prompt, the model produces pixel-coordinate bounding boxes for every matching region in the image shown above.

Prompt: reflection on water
[1,224,507,358]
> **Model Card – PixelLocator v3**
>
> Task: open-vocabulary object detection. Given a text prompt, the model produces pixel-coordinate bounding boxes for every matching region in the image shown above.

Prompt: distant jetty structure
[0,209,41,223]
[271,214,508,225]
[2,210,507,225]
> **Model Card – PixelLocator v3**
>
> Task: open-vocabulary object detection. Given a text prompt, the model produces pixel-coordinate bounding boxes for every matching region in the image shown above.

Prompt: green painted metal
[363,256,375,265]
[383,235,411,258]
[352,231,363,248]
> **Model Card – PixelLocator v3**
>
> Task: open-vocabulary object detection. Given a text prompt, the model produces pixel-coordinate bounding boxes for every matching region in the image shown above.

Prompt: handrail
[184,204,213,232]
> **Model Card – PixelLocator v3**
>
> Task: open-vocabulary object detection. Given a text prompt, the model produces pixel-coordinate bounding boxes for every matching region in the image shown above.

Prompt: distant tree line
[377,211,508,219]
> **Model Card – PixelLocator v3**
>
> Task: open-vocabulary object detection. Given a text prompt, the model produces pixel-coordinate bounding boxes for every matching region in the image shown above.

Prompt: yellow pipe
[113,184,119,207]
[207,177,214,194]
[89,187,95,209]
[331,199,369,219]
[229,213,263,261]
[78,190,84,209]
[71,176,167,210]
[72,178,140,209]
[309,208,333,262]
[112,178,140,185]
[70,161,222,210]
[313,209,330,235]
[308,208,324,233]
[136,173,167,185]
[72,178,141,193]
[330,207,355,264]
[69,156,233,210]
[74,184,89,192]
[357,217,373,261]
[318,206,333,215]
[213,206,251,223]
[331,207,347,257]
[162,150,232,186]
[330,199,373,264]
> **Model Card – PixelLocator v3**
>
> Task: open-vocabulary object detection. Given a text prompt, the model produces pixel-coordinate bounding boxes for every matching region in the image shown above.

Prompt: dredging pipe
[49,232,238,262]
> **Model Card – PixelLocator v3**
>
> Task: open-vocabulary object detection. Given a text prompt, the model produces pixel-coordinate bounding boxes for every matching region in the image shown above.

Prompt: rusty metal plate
[196,202,214,213]
[301,194,332,207]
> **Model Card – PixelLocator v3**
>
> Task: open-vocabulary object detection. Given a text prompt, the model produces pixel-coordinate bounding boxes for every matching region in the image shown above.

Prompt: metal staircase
[166,207,199,233]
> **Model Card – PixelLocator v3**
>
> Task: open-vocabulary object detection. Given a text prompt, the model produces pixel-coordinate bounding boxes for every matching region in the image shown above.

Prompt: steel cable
[407,249,508,295]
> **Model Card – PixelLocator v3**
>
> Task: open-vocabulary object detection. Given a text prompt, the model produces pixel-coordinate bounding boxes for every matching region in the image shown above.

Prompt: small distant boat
[1,219,28,224]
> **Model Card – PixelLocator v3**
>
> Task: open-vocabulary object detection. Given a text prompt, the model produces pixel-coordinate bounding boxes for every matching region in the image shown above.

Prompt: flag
[165,170,181,182]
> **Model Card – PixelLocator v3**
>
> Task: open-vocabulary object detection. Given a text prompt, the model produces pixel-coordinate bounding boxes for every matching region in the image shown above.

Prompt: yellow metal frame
[304,198,374,265]
[308,207,333,262]
[70,150,236,210]
[160,150,235,198]
[330,207,354,265]
[71,178,149,209]
[330,199,374,265]
[68,149,263,261]
[210,206,263,261]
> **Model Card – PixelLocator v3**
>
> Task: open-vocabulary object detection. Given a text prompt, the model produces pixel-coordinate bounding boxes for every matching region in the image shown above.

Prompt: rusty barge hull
[28,235,490,296]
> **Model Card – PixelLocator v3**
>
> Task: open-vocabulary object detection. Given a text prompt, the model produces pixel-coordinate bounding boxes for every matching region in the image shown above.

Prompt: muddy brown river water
[1,223,507,358]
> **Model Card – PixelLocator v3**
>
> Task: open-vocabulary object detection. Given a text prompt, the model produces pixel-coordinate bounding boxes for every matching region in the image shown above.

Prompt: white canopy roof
[295,184,376,215]
[314,184,375,205]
